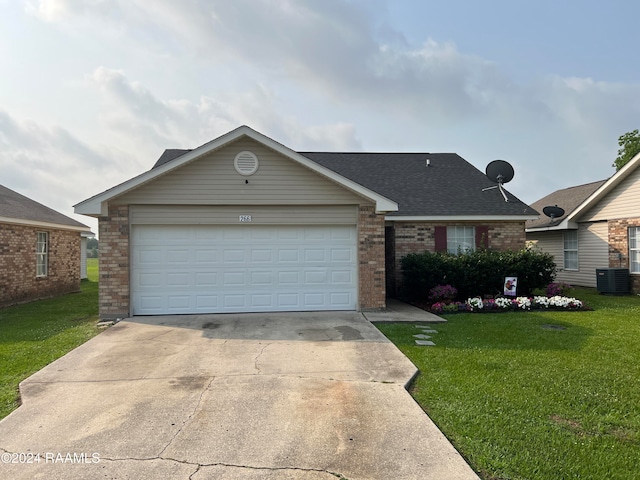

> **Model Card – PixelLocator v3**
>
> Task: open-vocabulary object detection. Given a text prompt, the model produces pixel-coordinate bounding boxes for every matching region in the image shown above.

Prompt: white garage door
[131,224,357,315]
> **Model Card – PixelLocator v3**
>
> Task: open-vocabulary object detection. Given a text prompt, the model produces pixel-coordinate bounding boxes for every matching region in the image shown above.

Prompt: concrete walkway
[0,309,477,480]
[363,298,446,323]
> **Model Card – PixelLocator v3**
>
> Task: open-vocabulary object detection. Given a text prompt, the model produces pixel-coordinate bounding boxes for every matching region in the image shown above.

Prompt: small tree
[613,129,640,171]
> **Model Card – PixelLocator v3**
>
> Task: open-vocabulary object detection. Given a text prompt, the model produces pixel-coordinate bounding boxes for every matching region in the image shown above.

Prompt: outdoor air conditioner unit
[596,268,629,294]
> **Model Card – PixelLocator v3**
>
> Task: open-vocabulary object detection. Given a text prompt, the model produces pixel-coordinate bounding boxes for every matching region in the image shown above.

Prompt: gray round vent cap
[234,151,259,176]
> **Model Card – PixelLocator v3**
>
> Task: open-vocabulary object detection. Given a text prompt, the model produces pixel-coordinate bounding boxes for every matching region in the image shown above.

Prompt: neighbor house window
[447,226,475,254]
[630,227,640,273]
[563,230,578,270]
[36,232,48,277]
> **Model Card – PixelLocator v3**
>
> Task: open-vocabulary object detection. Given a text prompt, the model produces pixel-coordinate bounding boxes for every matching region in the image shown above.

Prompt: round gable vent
[234,151,259,176]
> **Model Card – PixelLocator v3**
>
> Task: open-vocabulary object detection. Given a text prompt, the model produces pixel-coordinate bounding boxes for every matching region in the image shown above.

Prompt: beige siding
[527,223,608,287]
[80,237,87,279]
[116,138,365,206]
[130,205,358,225]
[582,168,640,221]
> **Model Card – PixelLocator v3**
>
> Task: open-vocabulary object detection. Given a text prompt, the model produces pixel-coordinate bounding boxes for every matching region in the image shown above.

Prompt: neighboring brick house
[75,126,538,319]
[0,184,91,307]
[526,153,640,294]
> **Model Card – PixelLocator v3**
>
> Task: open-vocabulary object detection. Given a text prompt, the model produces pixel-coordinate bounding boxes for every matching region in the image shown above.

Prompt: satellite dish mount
[482,160,514,202]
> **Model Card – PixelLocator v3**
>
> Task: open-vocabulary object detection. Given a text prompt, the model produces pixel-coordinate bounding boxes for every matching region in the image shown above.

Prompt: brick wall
[608,217,640,294]
[389,221,527,295]
[0,223,81,307]
[98,205,130,319]
[358,205,386,310]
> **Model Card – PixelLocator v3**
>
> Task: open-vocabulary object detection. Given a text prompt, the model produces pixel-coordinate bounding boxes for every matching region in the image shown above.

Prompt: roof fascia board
[0,216,89,232]
[526,218,579,232]
[74,125,398,215]
[565,152,640,223]
[388,215,539,222]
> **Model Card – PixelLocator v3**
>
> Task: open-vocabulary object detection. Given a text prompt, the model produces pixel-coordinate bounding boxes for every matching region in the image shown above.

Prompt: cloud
[22,0,640,206]
[87,66,362,152]
[0,108,137,231]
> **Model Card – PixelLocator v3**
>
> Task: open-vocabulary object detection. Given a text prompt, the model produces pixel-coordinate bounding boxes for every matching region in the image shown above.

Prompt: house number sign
[239,215,252,222]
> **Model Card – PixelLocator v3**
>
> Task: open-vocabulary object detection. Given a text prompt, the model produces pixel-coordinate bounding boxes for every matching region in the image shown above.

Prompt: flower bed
[430,295,585,314]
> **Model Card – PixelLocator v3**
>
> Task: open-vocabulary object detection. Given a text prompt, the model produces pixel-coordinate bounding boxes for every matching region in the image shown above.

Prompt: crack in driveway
[254,342,272,374]
[158,376,216,457]
[99,456,349,479]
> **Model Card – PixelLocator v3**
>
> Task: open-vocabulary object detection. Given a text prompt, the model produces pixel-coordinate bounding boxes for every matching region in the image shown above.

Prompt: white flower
[515,297,531,309]
[533,296,550,308]
[466,297,484,311]
[495,297,512,309]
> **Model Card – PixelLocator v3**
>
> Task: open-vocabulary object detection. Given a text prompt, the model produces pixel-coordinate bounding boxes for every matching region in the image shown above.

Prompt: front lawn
[376,288,640,480]
[0,258,101,420]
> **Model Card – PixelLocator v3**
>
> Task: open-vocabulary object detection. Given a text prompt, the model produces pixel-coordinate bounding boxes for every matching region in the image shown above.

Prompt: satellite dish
[543,205,565,220]
[482,159,515,202]
[485,160,515,184]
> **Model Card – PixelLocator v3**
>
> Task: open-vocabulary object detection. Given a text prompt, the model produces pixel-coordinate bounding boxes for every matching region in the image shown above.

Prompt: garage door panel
[331,270,353,284]
[278,271,300,284]
[167,250,189,263]
[250,271,274,286]
[167,272,190,287]
[195,272,217,286]
[132,224,357,314]
[250,249,273,262]
[194,249,217,263]
[196,295,218,309]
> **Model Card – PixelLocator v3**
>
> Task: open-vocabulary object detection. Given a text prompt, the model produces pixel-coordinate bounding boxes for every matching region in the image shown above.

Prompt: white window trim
[36,231,48,277]
[630,226,640,274]
[563,230,578,271]
[447,226,475,254]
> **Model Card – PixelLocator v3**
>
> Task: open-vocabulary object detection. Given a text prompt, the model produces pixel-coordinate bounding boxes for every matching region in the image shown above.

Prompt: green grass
[376,288,640,480]
[0,257,101,419]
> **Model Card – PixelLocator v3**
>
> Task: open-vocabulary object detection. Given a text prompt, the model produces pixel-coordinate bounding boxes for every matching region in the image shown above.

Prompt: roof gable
[112,136,369,207]
[526,151,640,232]
[75,126,398,216]
[525,180,606,230]
[0,184,89,231]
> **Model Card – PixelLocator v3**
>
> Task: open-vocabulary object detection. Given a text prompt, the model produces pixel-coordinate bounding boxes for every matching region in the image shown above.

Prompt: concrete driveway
[0,310,478,480]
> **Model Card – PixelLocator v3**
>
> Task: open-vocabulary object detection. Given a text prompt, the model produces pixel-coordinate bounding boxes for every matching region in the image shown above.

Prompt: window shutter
[476,225,489,249]
[434,226,447,252]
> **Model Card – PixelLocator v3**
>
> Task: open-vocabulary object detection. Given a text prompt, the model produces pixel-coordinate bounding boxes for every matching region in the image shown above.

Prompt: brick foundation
[0,223,81,307]
[98,205,130,319]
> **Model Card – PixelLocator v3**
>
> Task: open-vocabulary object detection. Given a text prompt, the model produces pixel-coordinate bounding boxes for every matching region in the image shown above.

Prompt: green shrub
[400,247,556,301]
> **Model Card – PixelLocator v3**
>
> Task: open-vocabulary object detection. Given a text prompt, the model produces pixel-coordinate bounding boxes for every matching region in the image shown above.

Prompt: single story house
[75,126,538,319]
[0,184,92,307]
[526,152,640,293]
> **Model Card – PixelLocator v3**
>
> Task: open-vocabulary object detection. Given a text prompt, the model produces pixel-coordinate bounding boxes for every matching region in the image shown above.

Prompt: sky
[2,0,639,235]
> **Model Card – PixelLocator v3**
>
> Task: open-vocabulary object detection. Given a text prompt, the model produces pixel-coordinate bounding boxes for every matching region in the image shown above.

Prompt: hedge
[400,247,557,301]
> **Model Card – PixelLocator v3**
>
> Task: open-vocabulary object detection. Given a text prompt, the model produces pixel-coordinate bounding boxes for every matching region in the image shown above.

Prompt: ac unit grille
[596,268,629,294]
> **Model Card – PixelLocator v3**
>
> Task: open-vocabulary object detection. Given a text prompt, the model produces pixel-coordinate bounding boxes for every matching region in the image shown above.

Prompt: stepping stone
[415,340,436,346]
[415,326,438,333]
[413,334,432,340]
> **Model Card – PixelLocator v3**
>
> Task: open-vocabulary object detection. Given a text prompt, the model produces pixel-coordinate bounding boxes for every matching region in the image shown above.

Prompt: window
[563,230,578,270]
[630,227,640,274]
[36,232,48,277]
[447,226,475,254]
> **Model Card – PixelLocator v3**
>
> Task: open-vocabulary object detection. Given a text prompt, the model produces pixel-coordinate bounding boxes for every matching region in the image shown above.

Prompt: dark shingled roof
[0,184,89,229]
[300,152,537,217]
[151,149,537,217]
[525,179,607,229]
[153,149,192,168]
